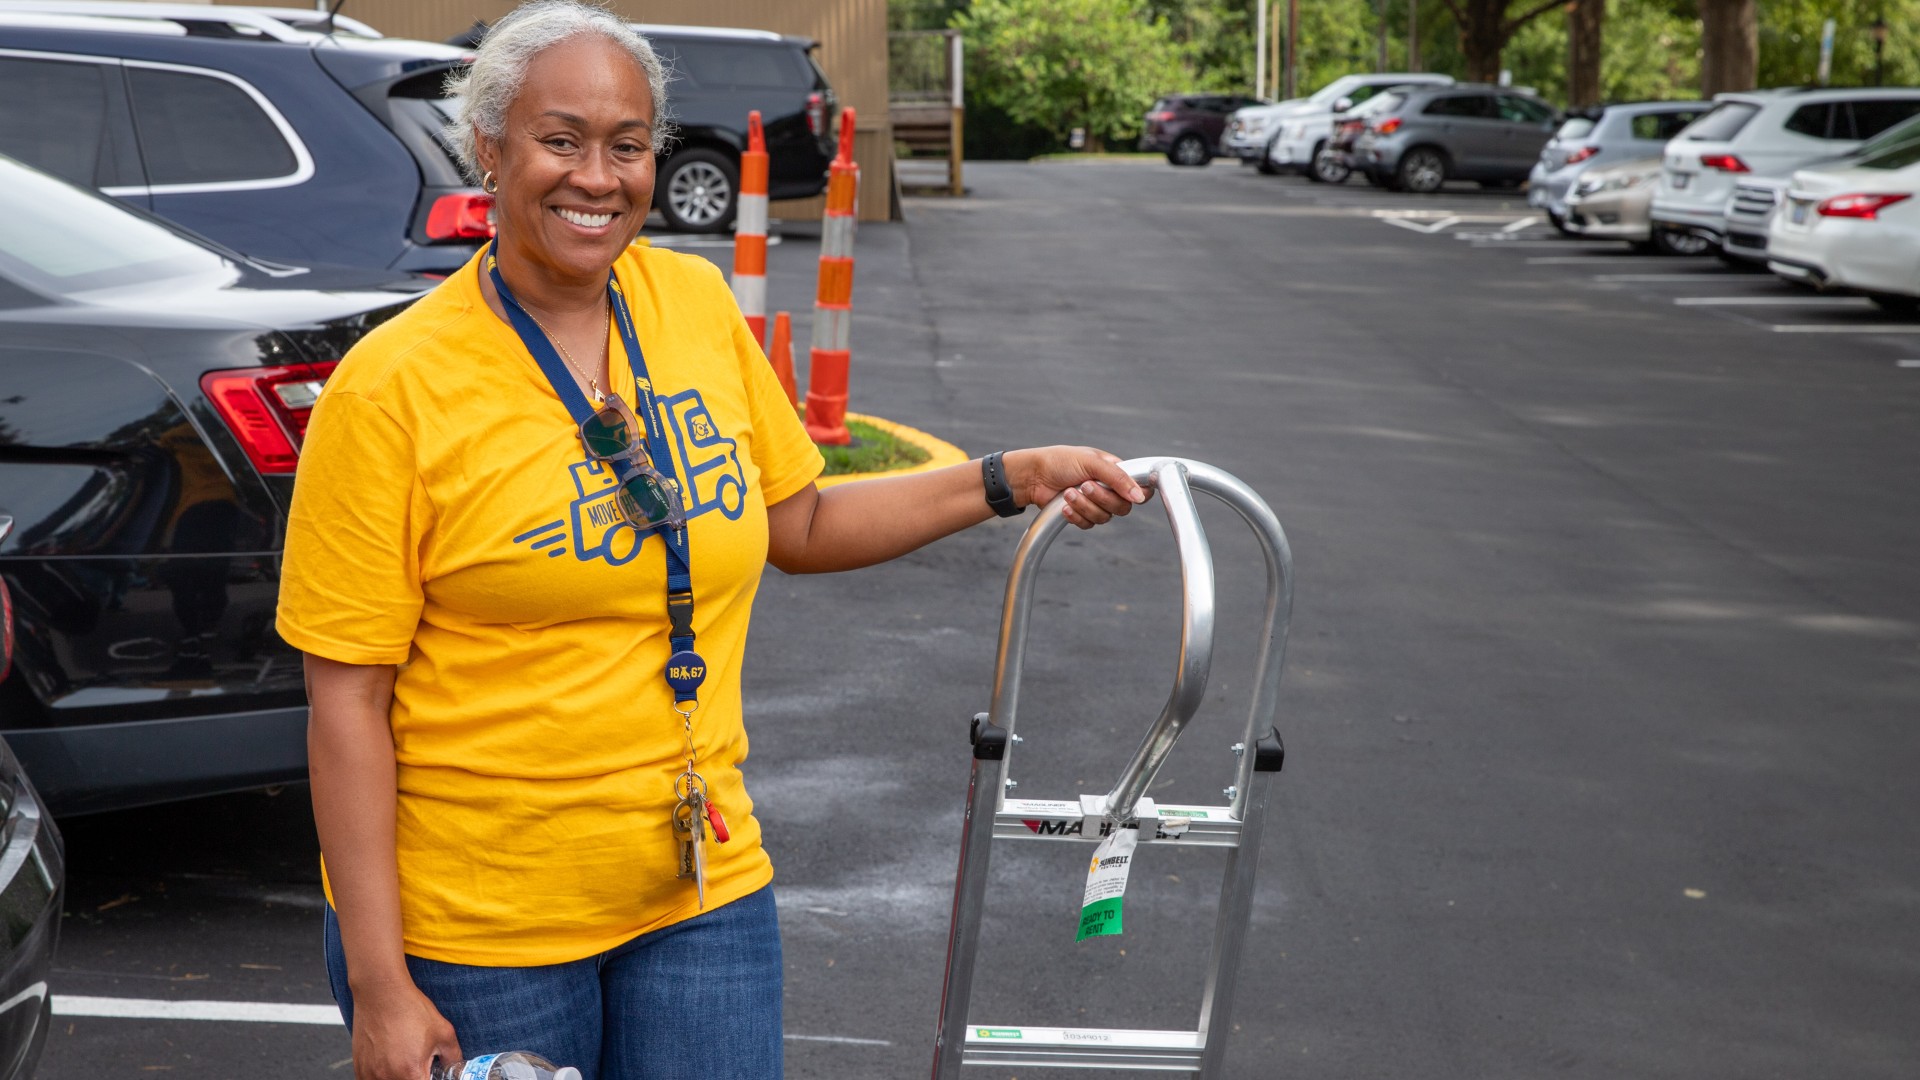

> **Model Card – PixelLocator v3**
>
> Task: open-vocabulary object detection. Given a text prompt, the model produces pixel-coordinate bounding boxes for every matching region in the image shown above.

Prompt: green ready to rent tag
[1076,825,1139,941]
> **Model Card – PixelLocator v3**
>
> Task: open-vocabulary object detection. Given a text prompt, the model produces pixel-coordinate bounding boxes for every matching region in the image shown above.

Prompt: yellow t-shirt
[276,245,823,966]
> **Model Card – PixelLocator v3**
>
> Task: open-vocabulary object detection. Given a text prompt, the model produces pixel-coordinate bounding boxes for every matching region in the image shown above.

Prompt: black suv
[644,26,839,231]
[0,3,488,274]
[449,22,839,232]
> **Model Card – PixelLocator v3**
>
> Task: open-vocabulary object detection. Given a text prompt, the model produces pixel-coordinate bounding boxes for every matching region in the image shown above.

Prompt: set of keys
[672,771,730,907]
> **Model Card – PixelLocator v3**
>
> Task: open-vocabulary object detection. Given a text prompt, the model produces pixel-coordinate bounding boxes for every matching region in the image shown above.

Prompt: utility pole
[1271,2,1282,98]
[1409,0,1419,70]
[1256,0,1267,99]
[1376,0,1389,71]
[1285,0,1299,98]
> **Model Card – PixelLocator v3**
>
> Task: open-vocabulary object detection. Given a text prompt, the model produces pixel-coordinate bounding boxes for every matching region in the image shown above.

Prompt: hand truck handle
[983,457,1293,821]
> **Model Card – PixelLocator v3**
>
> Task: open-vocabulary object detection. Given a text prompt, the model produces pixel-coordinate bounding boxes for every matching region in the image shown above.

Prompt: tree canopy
[902,0,1920,157]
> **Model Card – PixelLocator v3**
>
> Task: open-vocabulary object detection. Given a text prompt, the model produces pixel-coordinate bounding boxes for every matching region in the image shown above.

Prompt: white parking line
[1592,273,1725,281]
[49,995,892,1044]
[53,995,340,1025]
[1467,239,1597,248]
[1769,323,1920,333]
[1382,216,1460,234]
[1897,359,1920,367]
[1673,296,1871,307]
[1526,255,1664,264]
[1502,216,1543,232]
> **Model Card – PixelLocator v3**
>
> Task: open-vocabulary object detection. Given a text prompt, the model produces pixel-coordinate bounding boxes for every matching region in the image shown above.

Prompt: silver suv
[1351,84,1560,193]
[1650,87,1920,249]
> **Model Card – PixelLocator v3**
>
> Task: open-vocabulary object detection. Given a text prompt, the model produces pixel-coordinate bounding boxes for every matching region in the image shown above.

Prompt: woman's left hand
[1004,447,1151,529]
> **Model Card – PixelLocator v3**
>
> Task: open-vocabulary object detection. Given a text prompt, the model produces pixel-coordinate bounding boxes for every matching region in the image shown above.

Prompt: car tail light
[1148,110,1176,122]
[807,92,827,137]
[1700,153,1749,172]
[1565,145,1598,164]
[425,192,494,241]
[200,361,340,475]
[1374,117,1402,135]
[1816,193,1911,219]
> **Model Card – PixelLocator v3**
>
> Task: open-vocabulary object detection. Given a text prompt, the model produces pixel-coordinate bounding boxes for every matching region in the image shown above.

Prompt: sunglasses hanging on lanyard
[486,244,728,905]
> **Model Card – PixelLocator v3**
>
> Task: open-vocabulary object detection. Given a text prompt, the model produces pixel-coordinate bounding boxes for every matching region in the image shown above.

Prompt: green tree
[952,0,1189,149]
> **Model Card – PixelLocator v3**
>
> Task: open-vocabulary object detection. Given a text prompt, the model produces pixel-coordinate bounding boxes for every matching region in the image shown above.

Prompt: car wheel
[1547,210,1575,236]
[1309,143,1351,185]
[656,149,738,232]
[1870,293,1920,317]
[1168,134,1211,167]
[1256,136,1283,175]
[1651,228,1711,257]
[1396,148,1447,194]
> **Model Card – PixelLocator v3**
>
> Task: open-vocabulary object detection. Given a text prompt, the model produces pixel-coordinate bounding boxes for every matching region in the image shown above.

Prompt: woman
[277,4,1147,1079]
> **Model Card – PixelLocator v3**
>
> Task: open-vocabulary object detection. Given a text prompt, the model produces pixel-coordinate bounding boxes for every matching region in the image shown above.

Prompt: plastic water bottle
[431,1051,582,1080]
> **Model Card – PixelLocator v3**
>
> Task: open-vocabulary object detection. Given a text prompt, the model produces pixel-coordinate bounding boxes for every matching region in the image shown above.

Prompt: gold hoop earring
[482,171,498,195]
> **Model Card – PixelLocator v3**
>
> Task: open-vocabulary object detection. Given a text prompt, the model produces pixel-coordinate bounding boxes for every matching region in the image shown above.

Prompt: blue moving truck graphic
[512,389,747,567]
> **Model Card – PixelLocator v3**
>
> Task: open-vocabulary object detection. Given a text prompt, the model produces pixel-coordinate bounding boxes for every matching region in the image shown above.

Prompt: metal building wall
[226,0,894,221]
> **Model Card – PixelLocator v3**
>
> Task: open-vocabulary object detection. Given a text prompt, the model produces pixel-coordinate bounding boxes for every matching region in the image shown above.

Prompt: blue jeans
[324,887,783,1080]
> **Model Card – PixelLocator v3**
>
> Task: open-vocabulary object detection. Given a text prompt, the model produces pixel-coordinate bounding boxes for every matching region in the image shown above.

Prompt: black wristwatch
[981,451,1024,517]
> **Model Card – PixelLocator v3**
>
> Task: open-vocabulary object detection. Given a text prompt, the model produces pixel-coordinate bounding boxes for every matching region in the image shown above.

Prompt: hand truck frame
[931,457,1293,1075]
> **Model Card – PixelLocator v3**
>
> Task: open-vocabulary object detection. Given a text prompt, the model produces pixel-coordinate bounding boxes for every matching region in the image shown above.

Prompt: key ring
[675,771,708,801]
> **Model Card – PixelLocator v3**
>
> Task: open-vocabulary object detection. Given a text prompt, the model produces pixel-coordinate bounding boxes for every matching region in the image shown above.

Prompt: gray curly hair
[444,0,673,182]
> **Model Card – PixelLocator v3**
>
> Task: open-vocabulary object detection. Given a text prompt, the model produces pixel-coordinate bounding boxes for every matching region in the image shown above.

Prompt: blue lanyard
[486,244,704,705]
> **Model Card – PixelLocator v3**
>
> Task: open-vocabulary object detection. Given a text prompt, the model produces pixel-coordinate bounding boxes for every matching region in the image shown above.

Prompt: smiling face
[476,34,656,290]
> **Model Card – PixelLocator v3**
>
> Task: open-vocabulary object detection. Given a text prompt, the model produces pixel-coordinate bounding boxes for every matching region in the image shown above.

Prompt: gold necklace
[526,305,611,406]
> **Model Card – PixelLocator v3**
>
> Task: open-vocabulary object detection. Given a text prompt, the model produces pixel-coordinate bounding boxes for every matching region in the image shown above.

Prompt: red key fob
[705,801,731,843]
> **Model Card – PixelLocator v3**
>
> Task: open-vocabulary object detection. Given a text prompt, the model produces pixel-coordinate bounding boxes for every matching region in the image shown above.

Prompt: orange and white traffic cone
[804,107,858,447]
[730,110,770,349]
[769,310,799,409]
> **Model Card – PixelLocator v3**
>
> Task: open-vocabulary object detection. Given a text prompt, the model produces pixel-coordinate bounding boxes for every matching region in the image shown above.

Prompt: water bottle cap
[553,1069,582,1080]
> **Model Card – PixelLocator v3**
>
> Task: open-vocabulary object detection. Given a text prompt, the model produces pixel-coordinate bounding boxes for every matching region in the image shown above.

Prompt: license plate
[1672,172,1692,190]
[1790,201,1809,225]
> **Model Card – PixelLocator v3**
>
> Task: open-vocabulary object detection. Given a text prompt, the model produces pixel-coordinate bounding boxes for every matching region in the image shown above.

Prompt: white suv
[1268,72,1453,181]
[1651,87,1920,249]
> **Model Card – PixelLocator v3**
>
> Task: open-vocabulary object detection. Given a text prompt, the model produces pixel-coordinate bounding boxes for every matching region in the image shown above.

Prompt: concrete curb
[816,412,970,489]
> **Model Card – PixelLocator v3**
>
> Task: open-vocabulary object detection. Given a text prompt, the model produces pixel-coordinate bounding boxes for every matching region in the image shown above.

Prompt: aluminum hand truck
[932,458,1293,1077]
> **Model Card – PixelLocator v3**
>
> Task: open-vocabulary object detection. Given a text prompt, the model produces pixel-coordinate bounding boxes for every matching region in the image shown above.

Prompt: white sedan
[1767,134,1920,314]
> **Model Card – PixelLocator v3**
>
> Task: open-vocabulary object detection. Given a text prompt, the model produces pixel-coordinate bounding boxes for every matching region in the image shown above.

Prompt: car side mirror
[1333,97,1353,113]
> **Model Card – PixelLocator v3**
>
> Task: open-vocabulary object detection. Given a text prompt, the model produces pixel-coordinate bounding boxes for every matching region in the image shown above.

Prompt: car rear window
[1556,118,1597,139]
[1682,101,1760,142]
[0,56,123,188]
[1352,92,1405,118]
[383,68,469,186]
[659,41,813,91]
[1631,110,1703,140]
[1858,140,1920,170]
[127,66,298,185]
[0,156,231,296]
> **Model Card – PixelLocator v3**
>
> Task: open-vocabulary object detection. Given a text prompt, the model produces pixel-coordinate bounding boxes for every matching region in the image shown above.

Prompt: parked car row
[1211,76,1565,191]
[1544,86,1920,310]
[0,1,839,256]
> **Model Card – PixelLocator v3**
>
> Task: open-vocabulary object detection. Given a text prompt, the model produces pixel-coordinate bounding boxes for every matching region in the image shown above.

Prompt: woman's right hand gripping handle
[305,654,463,1080]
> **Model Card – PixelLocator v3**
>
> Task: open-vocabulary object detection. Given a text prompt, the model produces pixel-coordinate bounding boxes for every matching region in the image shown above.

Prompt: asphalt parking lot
[37,158,1920,1079]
